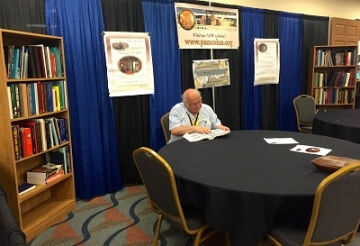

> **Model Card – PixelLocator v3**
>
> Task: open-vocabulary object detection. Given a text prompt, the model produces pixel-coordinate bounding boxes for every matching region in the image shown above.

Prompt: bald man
[169,88,230,142]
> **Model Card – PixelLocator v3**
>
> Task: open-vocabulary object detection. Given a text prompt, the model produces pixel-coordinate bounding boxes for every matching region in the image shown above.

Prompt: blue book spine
[45,82,53,112]
[11,47,20,79]
[30,83,37,115]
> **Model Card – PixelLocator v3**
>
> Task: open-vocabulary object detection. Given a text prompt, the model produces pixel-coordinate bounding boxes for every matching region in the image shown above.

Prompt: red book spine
[19,127,33,157]
[37,82,45,113]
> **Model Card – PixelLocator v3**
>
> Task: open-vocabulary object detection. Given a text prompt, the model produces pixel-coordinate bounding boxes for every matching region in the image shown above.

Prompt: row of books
[5,45,63,79]
[314,88,355,105]
[313,70,356,88]
[315,49,356,66]
[12,117,69,160]
[7,80,67,119]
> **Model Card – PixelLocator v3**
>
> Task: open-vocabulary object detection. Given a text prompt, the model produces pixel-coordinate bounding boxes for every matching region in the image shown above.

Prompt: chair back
[160,112,171,143]
[133,147,184,222]
[293,94,316,132]
[304,162,360,245]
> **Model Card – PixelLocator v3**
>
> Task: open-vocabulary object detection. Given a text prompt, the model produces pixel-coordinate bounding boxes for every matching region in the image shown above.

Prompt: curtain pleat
[45,0,122,199]
[101,0,148,185]
[241,7,264,130]
[142,0,182,150]
[278,12,303,131]
[262,10,279,130]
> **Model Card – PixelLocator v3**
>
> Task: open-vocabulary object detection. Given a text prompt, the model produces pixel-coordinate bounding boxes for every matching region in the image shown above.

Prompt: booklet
[264,138,298,144]
[290,144,332,156]
[183,129,230,142]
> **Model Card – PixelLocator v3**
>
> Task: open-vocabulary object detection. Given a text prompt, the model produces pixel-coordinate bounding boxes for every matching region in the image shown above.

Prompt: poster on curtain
[254,38,280,85]
[103,32,154,97]
[192,59,230,89]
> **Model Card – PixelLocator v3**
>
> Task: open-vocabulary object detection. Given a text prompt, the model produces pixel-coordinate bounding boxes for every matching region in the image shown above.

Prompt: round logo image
[178,9,195,30]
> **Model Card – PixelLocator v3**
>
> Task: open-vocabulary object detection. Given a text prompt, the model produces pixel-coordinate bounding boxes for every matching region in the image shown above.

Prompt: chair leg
[193,224,218,246]
[225,232,231,246]
[153,214,163,246]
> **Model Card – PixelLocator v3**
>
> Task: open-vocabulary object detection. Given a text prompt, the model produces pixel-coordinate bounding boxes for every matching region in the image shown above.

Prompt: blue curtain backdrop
[45,0,122,199]
[278,12,302,131]
[241,7,264,130]
[142,0,182,150]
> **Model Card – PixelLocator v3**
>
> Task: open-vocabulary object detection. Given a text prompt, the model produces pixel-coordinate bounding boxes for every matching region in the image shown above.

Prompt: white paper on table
[290,145,332,156]
[263,138,299,144]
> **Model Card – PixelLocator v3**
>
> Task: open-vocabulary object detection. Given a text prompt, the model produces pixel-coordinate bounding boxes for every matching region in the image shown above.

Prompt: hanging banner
[103,32,154,97]
[192,59,230,89]
[174,2,239,49]
[254,38,280,85]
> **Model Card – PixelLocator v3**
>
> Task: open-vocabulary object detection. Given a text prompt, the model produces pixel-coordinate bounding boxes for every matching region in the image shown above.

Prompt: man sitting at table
[169,88,230,142]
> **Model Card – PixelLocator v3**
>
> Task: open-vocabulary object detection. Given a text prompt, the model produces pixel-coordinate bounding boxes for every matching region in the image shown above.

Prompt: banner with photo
[103,32,154,97]
[174,3,239,49]
[254,38,280,85]
[192,59,230,89]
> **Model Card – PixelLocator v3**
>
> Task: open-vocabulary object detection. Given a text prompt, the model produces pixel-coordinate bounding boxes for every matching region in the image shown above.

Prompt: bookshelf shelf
[308,45,358,109]
[0,28,76,242]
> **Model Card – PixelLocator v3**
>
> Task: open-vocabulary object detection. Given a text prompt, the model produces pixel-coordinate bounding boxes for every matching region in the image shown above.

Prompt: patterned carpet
[27,185,225,246]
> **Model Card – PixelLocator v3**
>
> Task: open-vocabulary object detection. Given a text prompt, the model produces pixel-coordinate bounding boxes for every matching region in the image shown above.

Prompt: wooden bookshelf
[0,28,75,242]
[308,45,358,110]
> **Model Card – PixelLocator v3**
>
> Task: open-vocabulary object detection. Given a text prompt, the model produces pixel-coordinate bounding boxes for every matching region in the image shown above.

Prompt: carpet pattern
[25,184,360,246]
[27,185,222,246]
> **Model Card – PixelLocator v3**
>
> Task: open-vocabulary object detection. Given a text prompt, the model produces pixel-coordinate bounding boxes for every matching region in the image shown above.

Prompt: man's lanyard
[187,112,200,126]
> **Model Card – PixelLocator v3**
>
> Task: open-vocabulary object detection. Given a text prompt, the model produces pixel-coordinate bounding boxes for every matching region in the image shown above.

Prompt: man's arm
[215,124,230,131]
[171,125,211,136]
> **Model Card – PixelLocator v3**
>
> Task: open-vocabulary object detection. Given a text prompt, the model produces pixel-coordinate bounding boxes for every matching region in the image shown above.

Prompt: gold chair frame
[160,112,171,143]
[266,162,360,246]
[133,147,221,246]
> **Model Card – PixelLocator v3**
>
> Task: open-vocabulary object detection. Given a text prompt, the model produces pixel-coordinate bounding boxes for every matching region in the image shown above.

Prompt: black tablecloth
[313,109,360,144]
[159,130,360,246]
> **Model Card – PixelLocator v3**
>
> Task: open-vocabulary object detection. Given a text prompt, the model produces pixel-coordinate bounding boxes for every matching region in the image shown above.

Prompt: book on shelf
[31,118,47,152]
[6,45,14,79]
[27,163,63,179]
[55,118,68,143]
[52,80,66,110]
[183,129,230,142]
[18,127,33,157]
[46,146,71,174]
[27,45,37,78]
[19,121,40,154]
[27,164,64,185]
[44,117,60,146]
[12,125,21,160]
[18,183,36,196]
[19,83,29,117]
[45,82,54,112]
[7,86,13,119]
[11,47,20,79]
[9,84,19,118]
[49,46,63,77]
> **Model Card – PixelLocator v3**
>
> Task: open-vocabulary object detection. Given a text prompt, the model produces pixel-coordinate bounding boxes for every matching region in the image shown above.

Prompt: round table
[313,109,360,144]
[159,130,360,246]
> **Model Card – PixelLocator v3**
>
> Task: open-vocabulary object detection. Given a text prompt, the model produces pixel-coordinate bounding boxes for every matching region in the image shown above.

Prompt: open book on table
[183,129,230,142]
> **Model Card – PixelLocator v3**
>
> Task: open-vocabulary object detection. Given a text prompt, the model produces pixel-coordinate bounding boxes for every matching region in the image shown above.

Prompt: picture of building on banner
[192,59,231,89]
[174,2,239,49]
[103,31,154,97]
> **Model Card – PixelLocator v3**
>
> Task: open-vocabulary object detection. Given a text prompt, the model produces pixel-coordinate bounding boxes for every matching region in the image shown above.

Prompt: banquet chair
[160,112,171,143]
[265,162,360,246]
[133,147,220,246]
[293,94,316,133]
